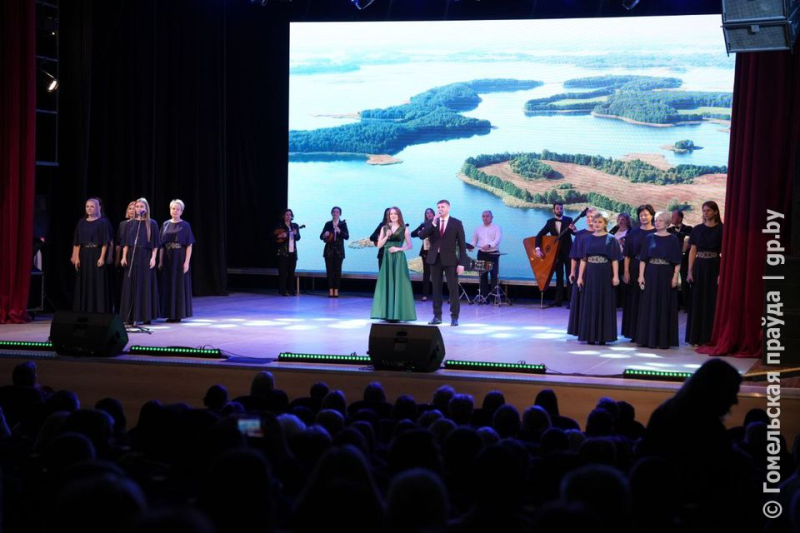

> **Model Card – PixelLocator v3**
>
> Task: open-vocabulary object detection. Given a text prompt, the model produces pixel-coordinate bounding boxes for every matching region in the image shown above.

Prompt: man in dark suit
[668,209,693,310]
[534,202,575,307]
[419,199,470,326]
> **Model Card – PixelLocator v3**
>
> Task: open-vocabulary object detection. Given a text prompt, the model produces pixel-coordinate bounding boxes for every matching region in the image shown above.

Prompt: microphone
[580,207,589,217]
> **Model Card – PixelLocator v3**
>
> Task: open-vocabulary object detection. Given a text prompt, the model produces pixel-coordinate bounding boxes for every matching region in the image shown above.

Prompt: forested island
[663,139,703,153]
[289,79,543,159]
[524,75,732,125]
[459,150,727,215]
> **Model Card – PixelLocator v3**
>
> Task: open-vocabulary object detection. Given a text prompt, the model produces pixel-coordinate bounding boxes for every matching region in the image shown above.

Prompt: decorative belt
[697,251,719,259]
[164,242,183,250]
[648,258,670,265]
[81,243,99,248]
[587,255,608,264]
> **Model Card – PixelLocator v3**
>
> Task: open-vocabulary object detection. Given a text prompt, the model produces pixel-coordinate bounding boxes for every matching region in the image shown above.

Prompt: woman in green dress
[371,207,417,322]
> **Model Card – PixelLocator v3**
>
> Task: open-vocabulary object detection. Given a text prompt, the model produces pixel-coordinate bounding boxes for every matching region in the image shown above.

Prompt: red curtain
[0,0,36,324]
[699,48,800,358]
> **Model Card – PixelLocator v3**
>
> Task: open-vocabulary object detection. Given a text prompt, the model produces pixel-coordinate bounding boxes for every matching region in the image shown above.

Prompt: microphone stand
[126,215,151,334]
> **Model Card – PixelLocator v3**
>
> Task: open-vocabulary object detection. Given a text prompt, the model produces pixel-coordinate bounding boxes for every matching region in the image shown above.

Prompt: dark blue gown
[120,219,160,323]
[578,234,621,344]
[114,219,131,313]
[567,229,591,336]
[73,217,113,313]
[636,233,682,349]
[622,227,656,340]
[160,220,195,320]
[686,223,723,345]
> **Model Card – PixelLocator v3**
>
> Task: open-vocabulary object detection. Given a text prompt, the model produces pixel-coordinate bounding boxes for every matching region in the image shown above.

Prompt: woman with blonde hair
[159,199,195,322]
[71,197,113,312]
[371,207,416,322]
[636,211,682,348]
[576,211,621,344]
[120,198,160,325]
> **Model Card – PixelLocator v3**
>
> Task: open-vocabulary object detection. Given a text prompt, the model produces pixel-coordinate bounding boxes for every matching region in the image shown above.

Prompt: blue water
[288,61,733,278]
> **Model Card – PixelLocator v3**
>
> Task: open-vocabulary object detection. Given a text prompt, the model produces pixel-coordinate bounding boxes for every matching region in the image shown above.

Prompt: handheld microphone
[580,207,589,217]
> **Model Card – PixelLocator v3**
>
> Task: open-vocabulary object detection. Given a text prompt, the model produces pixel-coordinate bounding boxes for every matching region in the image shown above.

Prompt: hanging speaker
[368,323,445,372]
[722,0,799,52]
[50,312,128,357]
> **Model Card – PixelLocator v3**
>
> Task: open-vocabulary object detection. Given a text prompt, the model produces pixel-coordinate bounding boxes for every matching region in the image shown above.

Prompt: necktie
[440,219,446,237]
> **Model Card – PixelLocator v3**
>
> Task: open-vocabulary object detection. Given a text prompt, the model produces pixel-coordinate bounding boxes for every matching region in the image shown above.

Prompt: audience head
[432,385,455,414]
[315,409,345,437]
[250,371,276,396]
[321,390,347,416]
[310,381,329,399]
[387,468,448,533]
[202,385,228,411]
[481,390,505,412]
[95,397,127,435]
[363,381,387,403]
[522,405,552,440]
[492,404,521,439]
[535,389,561,417]
[561,464,631,530]
[12,360,37,386]
[448,394,474,425]
[392,394,417,422]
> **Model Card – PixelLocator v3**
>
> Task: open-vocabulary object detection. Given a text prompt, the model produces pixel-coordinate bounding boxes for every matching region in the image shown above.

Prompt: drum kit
[458,253,512,306]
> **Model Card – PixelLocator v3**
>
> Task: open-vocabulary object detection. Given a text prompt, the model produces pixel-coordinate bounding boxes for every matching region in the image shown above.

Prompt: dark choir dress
[567,229,591,336]
[120,219,160,324]
[160,220,195,320]
[73,217,113,313]
[410,223,432,298]
[320,220,349,290]
[686,223,723,345]
[636,234,682,349]
[622,227,656,341]
[578,234,621,344]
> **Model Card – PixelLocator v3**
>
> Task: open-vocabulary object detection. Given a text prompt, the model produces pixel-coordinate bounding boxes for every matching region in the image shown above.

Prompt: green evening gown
[371,226,417,322]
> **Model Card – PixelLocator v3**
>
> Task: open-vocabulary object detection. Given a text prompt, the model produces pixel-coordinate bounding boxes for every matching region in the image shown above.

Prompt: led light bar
[278,352,370,365]
[0,340,54,350]
[130,345,223,358]
[623,369,692,382]
[443,360,546,374]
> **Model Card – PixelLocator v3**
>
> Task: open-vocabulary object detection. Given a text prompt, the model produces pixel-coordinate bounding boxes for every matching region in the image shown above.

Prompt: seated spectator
[202,384,228,413]
[387,468,448,533]
[472,390,505,427]
[448,394,474,426]
[535,389,580,431]
[348,382,393,418]
[520,405,552,443]
[233,371,289,414]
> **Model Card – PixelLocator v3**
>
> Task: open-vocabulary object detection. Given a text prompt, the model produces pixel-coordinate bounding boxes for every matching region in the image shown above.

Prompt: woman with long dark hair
[120,198,160,325]
[636,211,682,349]
[622,204,656,342]
[320,206,349,298]
[576,211,621,344]
[411,207,435,301]
[71,198,113,312]
[686,201,723,346]
[371,207,416,322]
[274,208,301,296]
[159,199,195,322]
[113,201,136,312]
[613,212,631,308]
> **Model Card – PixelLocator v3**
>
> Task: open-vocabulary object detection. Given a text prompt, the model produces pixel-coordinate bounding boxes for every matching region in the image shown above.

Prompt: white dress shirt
[472,223,502,253]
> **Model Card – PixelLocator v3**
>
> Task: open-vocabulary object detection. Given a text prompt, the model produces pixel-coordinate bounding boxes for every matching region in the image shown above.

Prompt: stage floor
[2,291,759,378]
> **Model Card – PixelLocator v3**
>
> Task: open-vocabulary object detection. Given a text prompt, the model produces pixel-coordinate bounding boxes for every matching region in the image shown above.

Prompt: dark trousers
[431,255,460,319]
[477,251,499,296]
[421,251,431,297]
[553,254,570,304]
[278,253,297,294]
[325,256,343,290]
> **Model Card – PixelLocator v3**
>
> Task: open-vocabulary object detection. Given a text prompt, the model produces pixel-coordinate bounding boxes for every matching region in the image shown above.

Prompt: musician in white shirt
[471,210,503,299]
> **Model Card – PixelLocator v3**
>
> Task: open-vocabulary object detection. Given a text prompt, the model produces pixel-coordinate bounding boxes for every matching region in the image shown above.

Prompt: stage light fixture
[129,345,224,358]
[0,340,54,351]
[622,0,640,10]
[40,69,58,92]
[443,360,546,374]
[278,352,371,365]
[351,0,377,10]
[622,368,692,382]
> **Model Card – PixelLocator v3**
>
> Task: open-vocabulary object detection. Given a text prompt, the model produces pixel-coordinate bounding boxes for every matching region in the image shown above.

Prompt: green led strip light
[130,345,222,357]
[0,341,54,350]
[278,352,370,365]
[623,369,692,382]
[444,360,546,374]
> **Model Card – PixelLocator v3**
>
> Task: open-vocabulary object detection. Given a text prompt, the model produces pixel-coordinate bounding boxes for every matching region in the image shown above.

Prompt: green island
[459,150,727,214]
[663,139,704,153]
[289,79,543,160]
[524,75,732,125]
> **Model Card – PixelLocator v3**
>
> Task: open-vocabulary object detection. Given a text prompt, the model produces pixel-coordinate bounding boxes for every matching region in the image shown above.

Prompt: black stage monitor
[50,312,128,358]
[368,323,445,372]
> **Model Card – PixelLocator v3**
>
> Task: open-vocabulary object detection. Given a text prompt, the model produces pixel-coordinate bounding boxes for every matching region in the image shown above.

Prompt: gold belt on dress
[165,242,183,250]
[648,258,670,265]
[696,251,719,259]
[81,243,98,248]
[587,255,608,264]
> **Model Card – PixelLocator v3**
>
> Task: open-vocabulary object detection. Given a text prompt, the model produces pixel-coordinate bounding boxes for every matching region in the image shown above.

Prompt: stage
[2,291,799,443]
[2,291,761,376]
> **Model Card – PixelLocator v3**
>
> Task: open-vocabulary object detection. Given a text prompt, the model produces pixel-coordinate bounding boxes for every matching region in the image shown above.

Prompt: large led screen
[289,16,733,279]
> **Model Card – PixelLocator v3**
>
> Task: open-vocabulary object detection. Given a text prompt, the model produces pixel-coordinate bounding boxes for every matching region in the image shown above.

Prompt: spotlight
[351,0,376,10]
[40,69,58,92]
[622,0,640,10]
